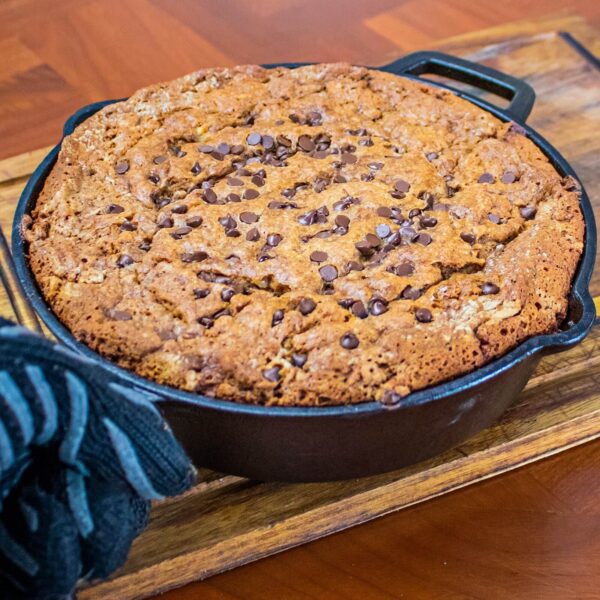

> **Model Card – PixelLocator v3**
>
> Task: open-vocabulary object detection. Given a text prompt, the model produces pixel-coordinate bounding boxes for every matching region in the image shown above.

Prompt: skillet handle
[380,51,535,123]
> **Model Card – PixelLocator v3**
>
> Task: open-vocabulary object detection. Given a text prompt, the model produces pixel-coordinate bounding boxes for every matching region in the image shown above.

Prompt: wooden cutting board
[0,12,599,600]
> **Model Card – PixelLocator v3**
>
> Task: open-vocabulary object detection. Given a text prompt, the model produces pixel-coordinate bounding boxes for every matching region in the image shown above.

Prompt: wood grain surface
[1,3,599,599]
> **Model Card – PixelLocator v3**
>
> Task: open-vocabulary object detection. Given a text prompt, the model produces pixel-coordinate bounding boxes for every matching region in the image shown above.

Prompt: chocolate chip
[487,213,501,224]
[501,171,517,184]
[281,187,296,199]
[262,366,281,382]
[262,135,275,149]
[298,298,316,315]
[351,301,368,319]
[171,204,188,214]
[298,210,318,226]
[391,261,414,276]
[339,298,355,309]
[277,135,292,147]
[341,152,357,164]
[335,215,350,229]
[369,162,384,171]
[115,160,129,174]
[340,333,359,349]
[186,216,203,228]
[107,204,125,215]
[319,265,338,282]
[170,226,192,239]
[203,189,218,204]
[298,135,315,152]
[240,211,259,224]
[401,286,422,300]
[217,142,230,155]
[243,189,260,200]
[369,298,388,316]
[170,145,186,158]
[148,173,161,184]
[385,232,402,248]
[310,251,328,263]
[181,250,208,263]
[267,233,282,247]
[365,233,381,247]
[460,232,476,245]
[246,227,260,241]
[120,220,137,231]
[226,228,241,237]
[226,193,241,203]
[481,282,500,295]
[271,309,284,326]
[416,233,432,246]
[426,152,438,161]
[247,132,262,146]
[333,197,354,211]
[520,206,536,220]
[394,179,410,193]
[291,353,307,367]
[478,173,495,184]
[390,191,406,200]
[376,224,391,239]
[420,216,437,228]
[400,226,418,242]
[227,177,243,187]
[358,137,373,147]
[193,288,210,298]
[355,240,375,258]
[199,145,214,153]
[198,316,214,328]
[380,390,402,406]
[221,288,235,301]
[376,206,392,218]
[333,174,347,183]
[269,200,297,210]
[231,144,245,155]
[218,216,236,230]
[312,150,329,160]
[415,308,433,323]
[116,254,133,268]
[345,261,364,273]
[139,240,151,252]
[157,215,174,228]
[210,151,224,161]
[153,155,167,164]
[251,175,265,187]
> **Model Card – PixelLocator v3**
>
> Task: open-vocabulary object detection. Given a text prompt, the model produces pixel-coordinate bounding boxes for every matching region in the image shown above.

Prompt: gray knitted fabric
[0,318,196,598]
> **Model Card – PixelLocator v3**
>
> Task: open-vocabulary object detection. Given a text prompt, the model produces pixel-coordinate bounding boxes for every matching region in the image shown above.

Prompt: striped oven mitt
[0,318,196,599]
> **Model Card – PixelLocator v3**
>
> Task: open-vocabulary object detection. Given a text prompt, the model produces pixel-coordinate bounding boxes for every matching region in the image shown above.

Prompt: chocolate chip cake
[25,63,584,406]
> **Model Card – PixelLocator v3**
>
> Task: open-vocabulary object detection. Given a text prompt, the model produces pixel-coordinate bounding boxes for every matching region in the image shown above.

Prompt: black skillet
[11,52,596,482]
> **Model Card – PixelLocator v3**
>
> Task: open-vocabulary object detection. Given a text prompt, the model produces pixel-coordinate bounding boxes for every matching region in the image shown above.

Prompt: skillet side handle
[539,291,597,356]
[381,51,535,123]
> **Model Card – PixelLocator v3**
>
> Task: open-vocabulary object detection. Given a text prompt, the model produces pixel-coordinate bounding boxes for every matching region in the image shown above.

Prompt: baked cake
[24,63,584,406]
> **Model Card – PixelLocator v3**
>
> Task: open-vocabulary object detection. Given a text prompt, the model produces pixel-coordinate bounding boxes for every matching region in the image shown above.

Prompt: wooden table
[1,2,599,598]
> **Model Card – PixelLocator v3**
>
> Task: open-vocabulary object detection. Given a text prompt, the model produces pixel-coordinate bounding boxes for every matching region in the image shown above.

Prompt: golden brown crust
[26,63,584,406]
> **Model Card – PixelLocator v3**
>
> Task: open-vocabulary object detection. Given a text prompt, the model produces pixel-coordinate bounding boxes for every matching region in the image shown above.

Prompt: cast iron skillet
[12,52,596,482]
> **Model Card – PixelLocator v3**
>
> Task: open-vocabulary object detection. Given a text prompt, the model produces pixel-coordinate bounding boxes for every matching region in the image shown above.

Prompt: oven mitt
[0,317,196,599]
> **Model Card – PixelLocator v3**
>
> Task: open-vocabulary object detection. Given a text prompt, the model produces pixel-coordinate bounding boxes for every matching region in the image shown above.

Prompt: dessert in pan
[24,63,584,407]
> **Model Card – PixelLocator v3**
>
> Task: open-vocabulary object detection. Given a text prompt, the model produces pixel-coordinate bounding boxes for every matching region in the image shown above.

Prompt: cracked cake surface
[25,63,584,406]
